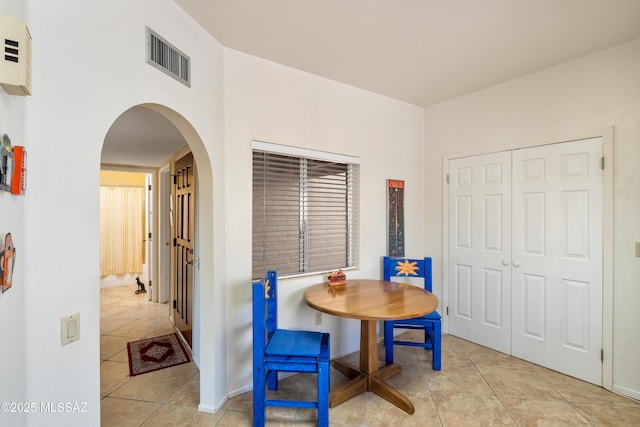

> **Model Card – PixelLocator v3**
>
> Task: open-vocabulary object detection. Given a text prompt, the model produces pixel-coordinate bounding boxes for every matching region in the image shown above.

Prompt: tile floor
[101,284,640,426]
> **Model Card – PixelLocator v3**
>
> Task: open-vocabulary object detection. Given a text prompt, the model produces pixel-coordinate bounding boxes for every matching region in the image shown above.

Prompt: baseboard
[613,384,640,402]
[197,403,218,414]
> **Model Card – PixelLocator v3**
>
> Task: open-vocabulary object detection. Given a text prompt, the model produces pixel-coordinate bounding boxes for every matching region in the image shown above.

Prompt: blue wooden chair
[252,270,330,427]
[383,257,441,370]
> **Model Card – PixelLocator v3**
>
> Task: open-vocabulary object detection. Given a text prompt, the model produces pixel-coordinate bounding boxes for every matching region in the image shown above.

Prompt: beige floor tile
[367,388,440,427]
[101,335,134,360]
[101,317,134,334]
[225,390,253,414]
[501,397,591,426]
[107,348,130,363]
[432,391,516,426]
[534,365,640,407]
[101,360,131,396]
[460,340,532,369]
[141,403,223,426]
[167,374,200,406]
[215,409,253,426]
[327,393,367,425]
[147,323,180,338]
[110,362,199,403]
[573,402,640,426]
[477,365,563,401]
[110,317,173,339]
[427,365,494,395]
[438,339,474,369]
[100,397,161,427]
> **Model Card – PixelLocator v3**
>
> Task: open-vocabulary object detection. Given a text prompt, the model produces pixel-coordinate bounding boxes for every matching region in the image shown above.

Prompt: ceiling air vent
[146,27,190,87]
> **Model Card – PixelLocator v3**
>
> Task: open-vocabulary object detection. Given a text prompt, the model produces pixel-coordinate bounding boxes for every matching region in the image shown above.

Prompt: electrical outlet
[315,312,322,325]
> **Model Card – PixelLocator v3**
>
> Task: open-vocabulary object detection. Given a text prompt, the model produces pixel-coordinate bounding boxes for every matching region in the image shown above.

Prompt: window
[252,141,360,279]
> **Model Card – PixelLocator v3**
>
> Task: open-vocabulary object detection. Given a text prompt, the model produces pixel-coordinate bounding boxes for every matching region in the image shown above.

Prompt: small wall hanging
[11,144,26,195]
[0,232,16,293]
[387,179,405,257]
[0,133,13,192]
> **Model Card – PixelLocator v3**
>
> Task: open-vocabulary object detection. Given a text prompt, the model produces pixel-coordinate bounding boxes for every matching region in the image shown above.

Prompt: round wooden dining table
[303,279,438,414]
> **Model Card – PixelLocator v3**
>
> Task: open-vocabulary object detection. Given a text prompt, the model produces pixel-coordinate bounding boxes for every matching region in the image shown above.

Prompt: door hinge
[148,280,152,288]
[446,174,450,184]
[173,174,177,185]
[148,232,152,240]
[446,306,449,315]
[173,300,177,309]
[601,349,604,362]
[148,184,152,191]
[173,237,177,247]
[601,157,604,170]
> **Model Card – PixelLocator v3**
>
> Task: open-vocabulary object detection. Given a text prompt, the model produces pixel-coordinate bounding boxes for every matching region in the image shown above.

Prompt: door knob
[512,261,520,267]
[502,259,510,266]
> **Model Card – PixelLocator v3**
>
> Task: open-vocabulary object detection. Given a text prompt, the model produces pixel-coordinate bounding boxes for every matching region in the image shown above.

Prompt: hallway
[100,284,640,426]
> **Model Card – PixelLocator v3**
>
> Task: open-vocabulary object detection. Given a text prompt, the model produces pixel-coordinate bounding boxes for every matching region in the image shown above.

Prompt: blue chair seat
[266,330,323,357]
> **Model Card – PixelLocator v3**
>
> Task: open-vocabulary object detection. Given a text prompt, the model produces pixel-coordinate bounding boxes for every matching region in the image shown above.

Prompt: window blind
[252,148,359,279]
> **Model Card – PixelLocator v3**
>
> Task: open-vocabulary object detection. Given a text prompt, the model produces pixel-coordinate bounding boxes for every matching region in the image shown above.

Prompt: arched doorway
[99,103,217,415]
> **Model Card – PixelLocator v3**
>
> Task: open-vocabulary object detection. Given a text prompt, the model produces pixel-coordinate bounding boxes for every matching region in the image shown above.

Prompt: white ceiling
[102,0,640,167]
[177,0,640,107]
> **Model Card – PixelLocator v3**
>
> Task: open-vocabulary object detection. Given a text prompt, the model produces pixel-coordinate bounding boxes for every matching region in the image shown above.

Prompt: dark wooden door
[173,152,194,347]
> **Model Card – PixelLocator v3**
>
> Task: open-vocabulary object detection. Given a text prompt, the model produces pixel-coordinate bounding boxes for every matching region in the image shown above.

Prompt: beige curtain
[100,186,145,275]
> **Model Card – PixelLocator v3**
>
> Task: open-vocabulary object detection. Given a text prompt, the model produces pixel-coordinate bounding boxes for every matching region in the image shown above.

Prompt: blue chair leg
[266,369,278,390]
[384,321,395,364]
[317,360,329,427]
[253,370,266,426]
[433,320,442,371]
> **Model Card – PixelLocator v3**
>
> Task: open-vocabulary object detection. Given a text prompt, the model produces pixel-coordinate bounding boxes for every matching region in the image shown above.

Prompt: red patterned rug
[127,333,191,376]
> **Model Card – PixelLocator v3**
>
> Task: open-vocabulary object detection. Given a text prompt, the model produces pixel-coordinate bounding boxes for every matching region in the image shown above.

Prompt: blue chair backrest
[253,270,279,358]
[383,257,433,293]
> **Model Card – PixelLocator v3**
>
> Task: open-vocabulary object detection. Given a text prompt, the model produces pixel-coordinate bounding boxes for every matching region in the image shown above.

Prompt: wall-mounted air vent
[146,27,190,87]
[0,15,32,96]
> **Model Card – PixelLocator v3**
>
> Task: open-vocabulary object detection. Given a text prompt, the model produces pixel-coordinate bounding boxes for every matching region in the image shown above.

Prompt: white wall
[23,0,225,424]
[0,2,27,426]
[223,49,426,395]
[424,38,640,399]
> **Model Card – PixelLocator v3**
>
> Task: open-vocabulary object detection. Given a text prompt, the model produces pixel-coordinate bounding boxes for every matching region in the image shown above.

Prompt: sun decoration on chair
[395,259,419,276]
[264,279,271,299]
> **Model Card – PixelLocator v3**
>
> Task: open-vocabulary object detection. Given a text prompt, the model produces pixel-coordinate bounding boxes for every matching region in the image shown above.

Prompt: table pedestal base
[329,320,415,414]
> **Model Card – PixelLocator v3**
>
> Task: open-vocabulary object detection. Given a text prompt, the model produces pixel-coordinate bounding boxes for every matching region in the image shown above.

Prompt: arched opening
[99,103,217,418]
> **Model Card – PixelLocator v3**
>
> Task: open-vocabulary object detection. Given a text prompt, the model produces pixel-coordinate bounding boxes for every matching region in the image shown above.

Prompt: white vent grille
[146,27,190,87]
[0,14,32,96]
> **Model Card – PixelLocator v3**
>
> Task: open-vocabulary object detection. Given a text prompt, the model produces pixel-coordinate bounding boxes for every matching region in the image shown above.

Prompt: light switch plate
[61,313,80,346]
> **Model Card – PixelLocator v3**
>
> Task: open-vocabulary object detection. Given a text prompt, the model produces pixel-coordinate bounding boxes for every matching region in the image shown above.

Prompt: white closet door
[511,138,603,385]
[448,151,512,354]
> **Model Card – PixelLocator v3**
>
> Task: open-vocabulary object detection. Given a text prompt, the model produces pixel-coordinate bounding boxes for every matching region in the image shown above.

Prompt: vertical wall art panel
[387,179,405,257]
